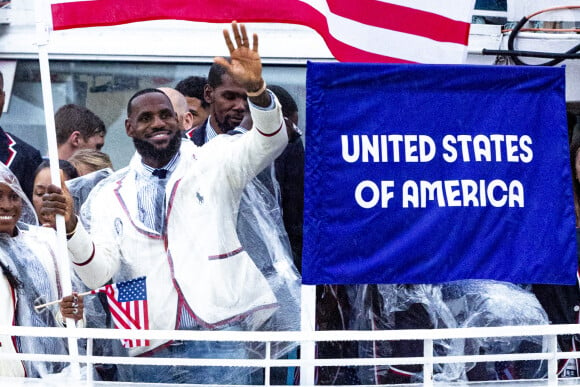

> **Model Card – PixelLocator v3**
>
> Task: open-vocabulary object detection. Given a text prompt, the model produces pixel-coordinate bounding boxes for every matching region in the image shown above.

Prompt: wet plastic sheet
[351,280,550,383]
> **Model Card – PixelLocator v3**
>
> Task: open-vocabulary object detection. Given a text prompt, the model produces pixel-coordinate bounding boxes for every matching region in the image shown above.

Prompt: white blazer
[0,274,25,377]
[68,96,288,356]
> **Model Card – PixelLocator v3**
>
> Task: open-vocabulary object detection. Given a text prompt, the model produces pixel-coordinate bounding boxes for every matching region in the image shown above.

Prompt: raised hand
[215,21,263,94]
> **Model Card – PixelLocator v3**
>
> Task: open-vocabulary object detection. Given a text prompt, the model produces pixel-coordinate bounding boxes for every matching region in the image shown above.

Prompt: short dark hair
[268,85,298,118]
[55,104,106,145]
[207,60,231,89]
[126,88,169,116]
[175,76,209,109]
[34,159,79,181]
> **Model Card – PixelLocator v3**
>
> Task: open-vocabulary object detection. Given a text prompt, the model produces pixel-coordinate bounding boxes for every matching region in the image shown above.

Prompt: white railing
[3,324,580,386]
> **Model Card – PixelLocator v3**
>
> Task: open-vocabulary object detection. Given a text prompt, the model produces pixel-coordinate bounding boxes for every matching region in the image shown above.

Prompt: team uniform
[0,126,43,201]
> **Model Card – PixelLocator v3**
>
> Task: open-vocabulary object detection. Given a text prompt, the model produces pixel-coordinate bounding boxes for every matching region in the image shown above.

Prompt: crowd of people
[0,21,579,386]
[0,22,303,383]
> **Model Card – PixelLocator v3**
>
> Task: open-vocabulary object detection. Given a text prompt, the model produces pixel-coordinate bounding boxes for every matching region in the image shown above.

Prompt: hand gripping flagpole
[34,0,81,379]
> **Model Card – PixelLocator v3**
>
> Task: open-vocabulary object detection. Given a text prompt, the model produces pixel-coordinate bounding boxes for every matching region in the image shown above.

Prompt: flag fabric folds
[50,0,475,64]
[303,62,576,286]
[91,276,150,348]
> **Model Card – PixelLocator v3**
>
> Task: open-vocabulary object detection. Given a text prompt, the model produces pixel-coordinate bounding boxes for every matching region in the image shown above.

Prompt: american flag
[91,276,150,348]
[50,0,475,64]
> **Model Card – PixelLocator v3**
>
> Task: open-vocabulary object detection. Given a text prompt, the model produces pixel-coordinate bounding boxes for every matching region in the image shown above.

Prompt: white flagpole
[300,284,316,385]
[34,0,81,378]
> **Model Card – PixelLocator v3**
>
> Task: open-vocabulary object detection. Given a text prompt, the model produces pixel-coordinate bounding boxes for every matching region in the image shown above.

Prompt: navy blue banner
[303,62,576,285]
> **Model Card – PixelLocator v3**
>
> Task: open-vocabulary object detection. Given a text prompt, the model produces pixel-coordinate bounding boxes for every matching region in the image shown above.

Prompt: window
[5,60,306,169]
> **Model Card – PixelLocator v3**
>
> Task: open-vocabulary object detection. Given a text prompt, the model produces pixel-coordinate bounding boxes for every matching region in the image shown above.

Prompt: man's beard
[133,132,181,164]
[216,116,238,134]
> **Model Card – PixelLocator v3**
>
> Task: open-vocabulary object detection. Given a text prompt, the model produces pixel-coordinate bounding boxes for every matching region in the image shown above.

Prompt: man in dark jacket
[269,84,304,273]
[0,70,43,201]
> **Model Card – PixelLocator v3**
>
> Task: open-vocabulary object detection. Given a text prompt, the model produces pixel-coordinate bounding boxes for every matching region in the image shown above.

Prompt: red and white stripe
[3,133,17,167]
[93,283,150,348]
[51,0,474,64]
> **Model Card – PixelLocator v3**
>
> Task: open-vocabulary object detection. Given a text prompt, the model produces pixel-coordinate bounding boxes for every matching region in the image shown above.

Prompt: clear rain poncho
[350,280,549,384]
[66,167,113,215]
[0,162,72,378]
[235,164,301,364]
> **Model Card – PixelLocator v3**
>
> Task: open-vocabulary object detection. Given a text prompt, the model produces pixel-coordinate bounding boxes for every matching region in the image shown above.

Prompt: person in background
[268,84,305,273]
[68,149,113,176]
[175,75,210,133]
[32,159,78,227]
[0,70,43,201]
[192,62,249,144]
[55,104,107,160]
[67,149,115,214]
[192,60,296,274]
[157,87,195,132]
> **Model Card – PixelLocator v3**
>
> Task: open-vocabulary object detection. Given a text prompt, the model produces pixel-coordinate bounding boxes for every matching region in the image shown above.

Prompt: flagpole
[300,284,316,385]
[34,0,81,379]
[34,290,93,311]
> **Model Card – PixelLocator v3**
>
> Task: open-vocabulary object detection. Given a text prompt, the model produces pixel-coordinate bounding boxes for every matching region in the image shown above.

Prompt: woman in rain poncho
[0,163,80,378]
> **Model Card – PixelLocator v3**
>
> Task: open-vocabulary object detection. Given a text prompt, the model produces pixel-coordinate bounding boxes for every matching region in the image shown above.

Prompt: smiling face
[125,91,181,168]
[0,183,22,236]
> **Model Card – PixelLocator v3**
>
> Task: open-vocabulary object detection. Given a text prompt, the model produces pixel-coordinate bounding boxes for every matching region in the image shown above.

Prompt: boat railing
[2,323,580,386]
